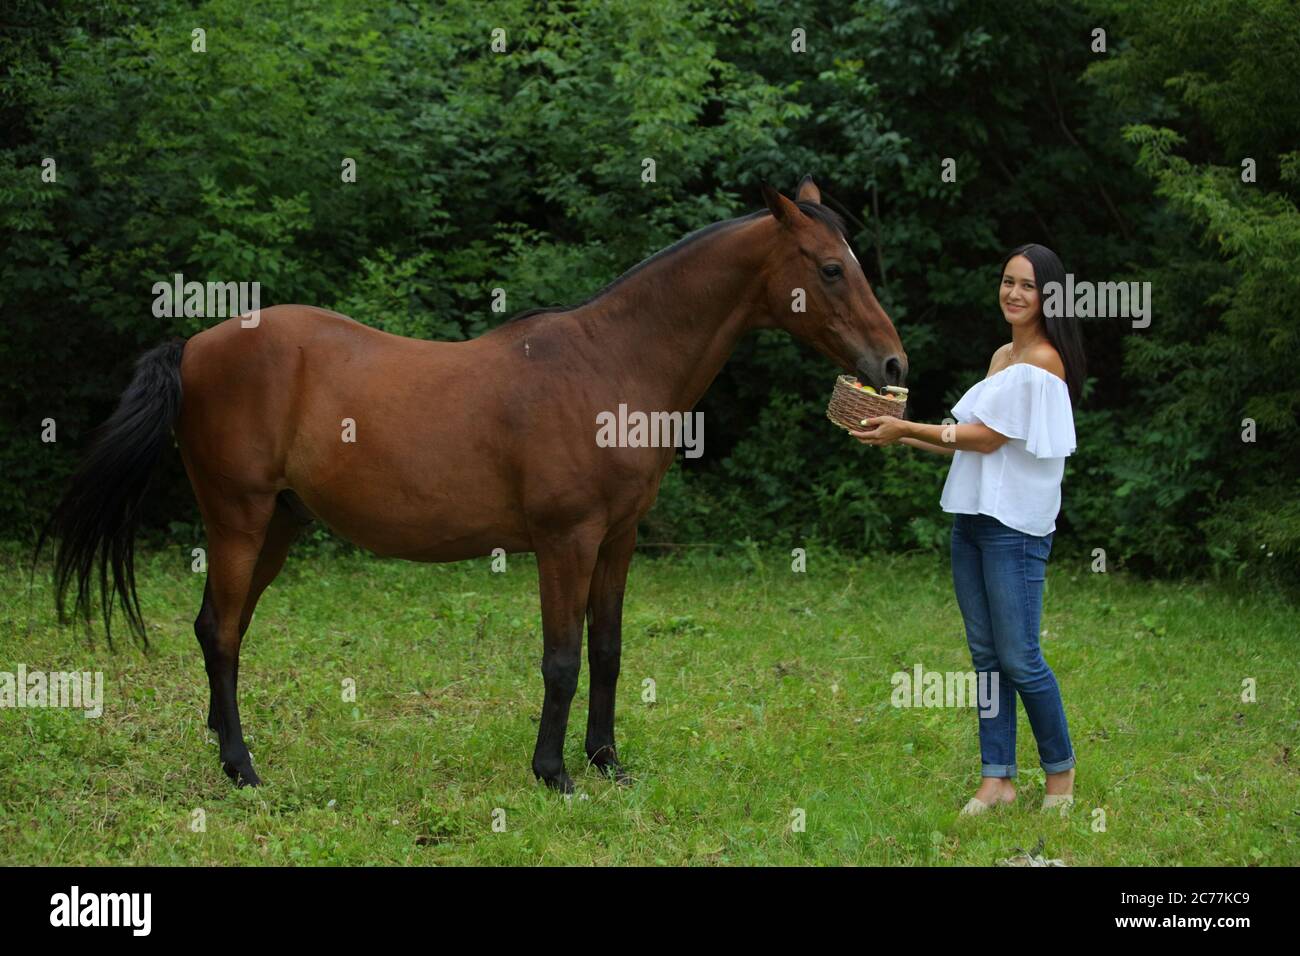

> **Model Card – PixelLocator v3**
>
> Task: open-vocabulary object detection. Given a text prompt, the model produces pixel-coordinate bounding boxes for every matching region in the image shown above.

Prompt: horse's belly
[288,466,530,561]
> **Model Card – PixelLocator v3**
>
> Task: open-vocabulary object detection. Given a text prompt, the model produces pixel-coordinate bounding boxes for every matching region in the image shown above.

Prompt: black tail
[35,340,186,645]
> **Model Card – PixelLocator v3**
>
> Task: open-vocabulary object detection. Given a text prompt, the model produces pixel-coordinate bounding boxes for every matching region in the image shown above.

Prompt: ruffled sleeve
[952,363,1076,459]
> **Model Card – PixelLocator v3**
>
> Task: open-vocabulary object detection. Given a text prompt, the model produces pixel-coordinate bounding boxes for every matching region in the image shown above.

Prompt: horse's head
[756,177,907,390]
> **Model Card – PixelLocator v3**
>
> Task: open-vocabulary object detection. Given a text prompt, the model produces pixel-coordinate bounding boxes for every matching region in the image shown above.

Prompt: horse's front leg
[531,530,602,793]
[584,526,637,783]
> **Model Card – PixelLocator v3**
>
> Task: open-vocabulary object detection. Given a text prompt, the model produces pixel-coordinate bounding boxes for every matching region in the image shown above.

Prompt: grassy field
[1,539,1296,866]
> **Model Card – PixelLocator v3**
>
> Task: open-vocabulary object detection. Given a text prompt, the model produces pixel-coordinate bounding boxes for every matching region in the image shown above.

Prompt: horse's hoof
[223,761,262,788]
[538,771,574,794]
[607,763,634,786]
[587,744,633,785]
[592,757,634,786]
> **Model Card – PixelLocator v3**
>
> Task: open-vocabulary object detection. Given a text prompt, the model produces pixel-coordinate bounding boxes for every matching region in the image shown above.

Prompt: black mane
[501,200,849,326]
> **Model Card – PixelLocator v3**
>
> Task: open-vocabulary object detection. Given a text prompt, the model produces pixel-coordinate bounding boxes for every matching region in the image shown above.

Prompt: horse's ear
[761,181,801,225]
[795,174,821,204]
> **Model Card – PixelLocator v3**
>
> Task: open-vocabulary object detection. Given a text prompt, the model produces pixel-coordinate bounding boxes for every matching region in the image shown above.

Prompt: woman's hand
[848,415,912,446]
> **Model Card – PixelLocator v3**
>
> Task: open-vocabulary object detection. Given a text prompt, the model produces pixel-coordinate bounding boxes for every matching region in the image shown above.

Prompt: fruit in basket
[829,375,908,434]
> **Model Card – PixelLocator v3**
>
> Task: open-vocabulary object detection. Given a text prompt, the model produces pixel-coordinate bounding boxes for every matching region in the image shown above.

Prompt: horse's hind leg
[236,492,313,637]
[195,582,220,735]
[191,492,277,786]
[196,493,312,737]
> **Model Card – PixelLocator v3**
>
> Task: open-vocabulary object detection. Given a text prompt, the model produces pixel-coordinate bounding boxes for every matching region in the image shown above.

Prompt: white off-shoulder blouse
[939,362,1077,536]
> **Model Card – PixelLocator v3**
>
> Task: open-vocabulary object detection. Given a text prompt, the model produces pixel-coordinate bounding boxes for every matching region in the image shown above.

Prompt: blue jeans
[950,513,1075,778]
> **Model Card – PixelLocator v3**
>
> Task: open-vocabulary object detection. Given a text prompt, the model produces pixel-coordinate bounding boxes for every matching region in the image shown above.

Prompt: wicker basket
[826,375,908,431]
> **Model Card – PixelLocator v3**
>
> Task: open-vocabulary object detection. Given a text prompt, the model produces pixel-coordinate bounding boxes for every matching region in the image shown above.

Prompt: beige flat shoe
[1041,793,1075,815]
[959,795,1011,816]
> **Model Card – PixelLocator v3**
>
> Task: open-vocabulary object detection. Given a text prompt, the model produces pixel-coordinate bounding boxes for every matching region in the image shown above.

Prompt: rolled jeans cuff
[1041,752,1076,774]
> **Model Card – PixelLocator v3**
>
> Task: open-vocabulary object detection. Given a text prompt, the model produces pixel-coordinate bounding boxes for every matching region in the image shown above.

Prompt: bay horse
[41,176,907,791]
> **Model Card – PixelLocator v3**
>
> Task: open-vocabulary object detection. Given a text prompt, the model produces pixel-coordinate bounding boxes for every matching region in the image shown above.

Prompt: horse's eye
[821,264,843,279]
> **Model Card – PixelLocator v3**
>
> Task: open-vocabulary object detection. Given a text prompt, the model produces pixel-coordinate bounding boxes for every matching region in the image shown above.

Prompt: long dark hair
[1000,243,1086,404]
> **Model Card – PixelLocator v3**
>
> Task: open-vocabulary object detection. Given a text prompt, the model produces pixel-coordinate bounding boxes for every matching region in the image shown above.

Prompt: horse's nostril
[885,355,904,385]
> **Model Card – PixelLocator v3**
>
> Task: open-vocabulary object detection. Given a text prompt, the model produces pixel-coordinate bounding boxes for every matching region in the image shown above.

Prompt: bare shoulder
[1024,342,1066,382]
[986,343,1012,376]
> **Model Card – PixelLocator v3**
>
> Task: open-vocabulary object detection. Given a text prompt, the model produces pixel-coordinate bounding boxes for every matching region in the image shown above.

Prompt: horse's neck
[568,218,770,412]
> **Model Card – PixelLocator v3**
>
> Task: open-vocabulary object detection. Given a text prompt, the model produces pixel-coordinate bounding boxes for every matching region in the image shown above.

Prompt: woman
[850,243,1084,817]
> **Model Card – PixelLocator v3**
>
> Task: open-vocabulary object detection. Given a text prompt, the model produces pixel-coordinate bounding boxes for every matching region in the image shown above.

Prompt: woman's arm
[849,417,1009,453]
[870,346,1014,456]
[905,420,1008,453]
[898,435,955,456]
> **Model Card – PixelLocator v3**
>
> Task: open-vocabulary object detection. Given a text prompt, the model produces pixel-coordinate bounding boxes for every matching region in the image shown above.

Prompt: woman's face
[999,255,1041,329]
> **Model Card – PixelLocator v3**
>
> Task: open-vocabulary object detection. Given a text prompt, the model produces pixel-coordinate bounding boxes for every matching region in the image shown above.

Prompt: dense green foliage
[3,0,1296,587]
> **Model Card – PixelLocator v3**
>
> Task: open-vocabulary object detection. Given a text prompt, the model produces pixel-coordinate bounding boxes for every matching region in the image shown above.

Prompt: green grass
[1,539,1297,865]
